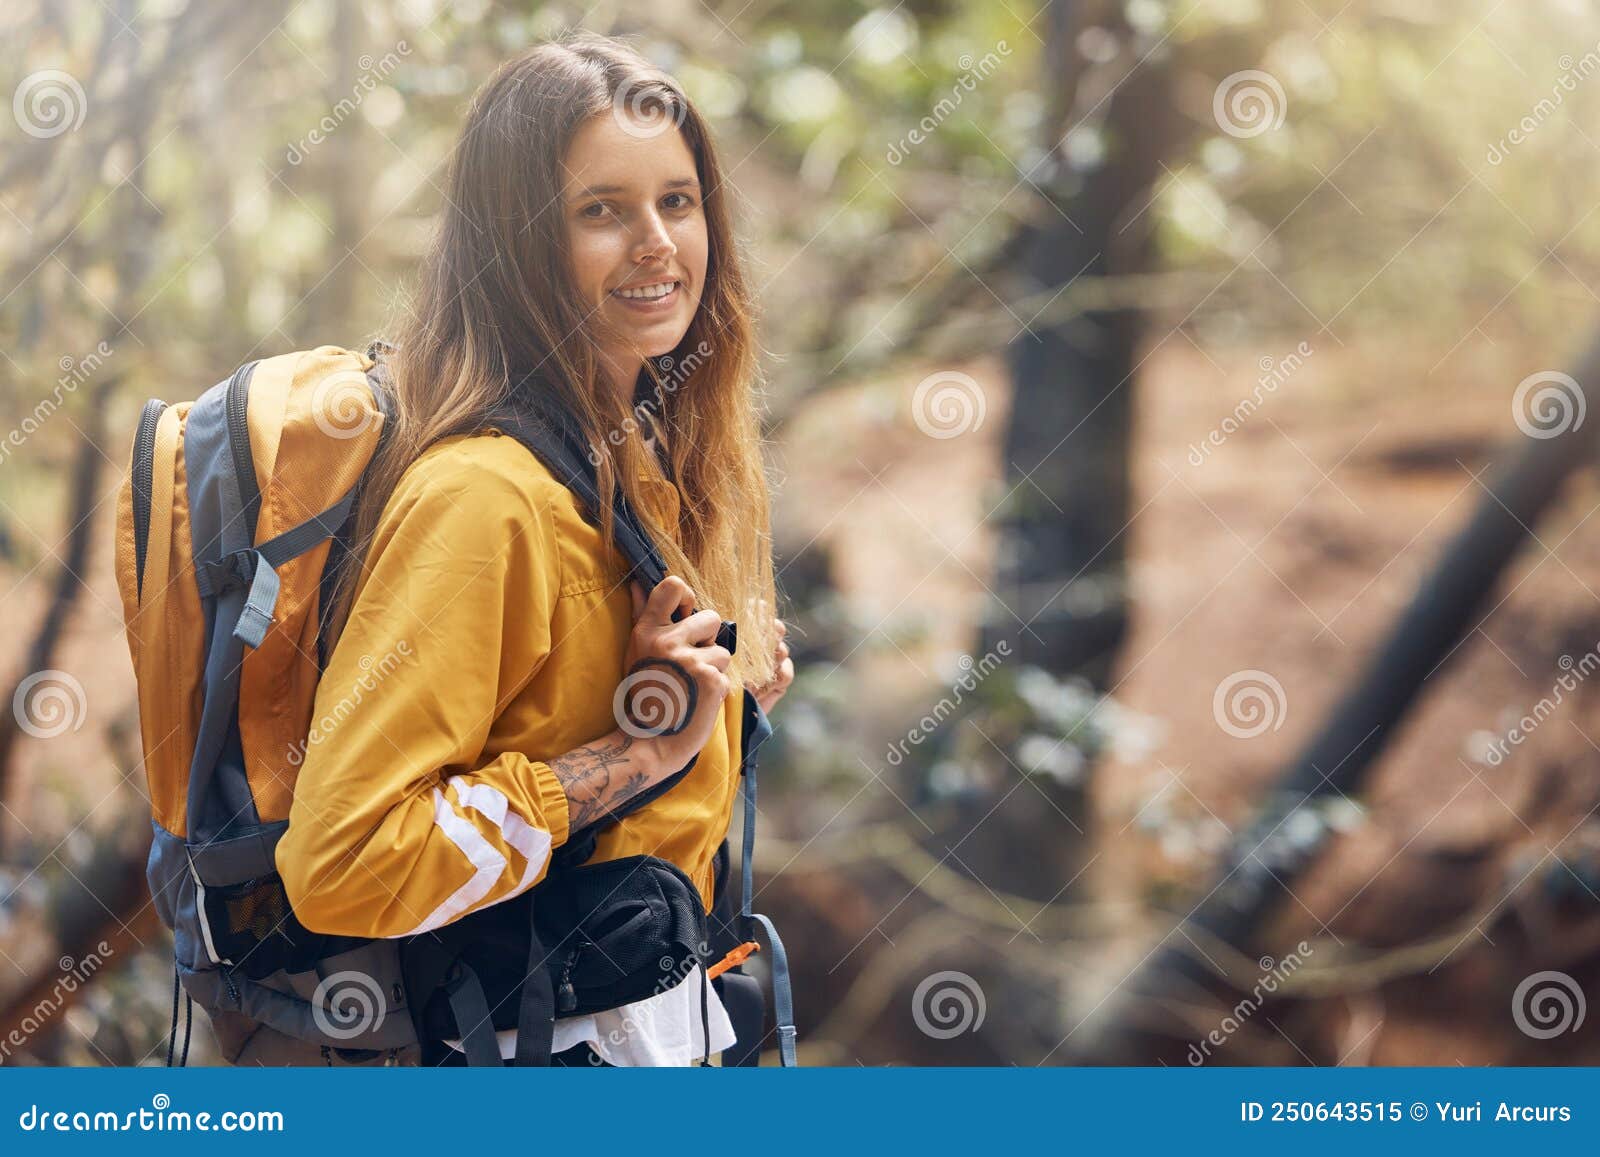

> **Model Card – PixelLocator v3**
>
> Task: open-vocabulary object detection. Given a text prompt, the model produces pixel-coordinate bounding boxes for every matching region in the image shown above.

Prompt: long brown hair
[330,30,778,688]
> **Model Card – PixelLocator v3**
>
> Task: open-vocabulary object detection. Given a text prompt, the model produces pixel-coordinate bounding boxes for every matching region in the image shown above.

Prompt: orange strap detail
[706,940,761,980]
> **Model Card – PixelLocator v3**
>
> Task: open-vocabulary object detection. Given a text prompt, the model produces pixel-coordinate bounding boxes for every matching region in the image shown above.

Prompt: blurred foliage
[7,0,1600,524]
[6,0,1600,1064]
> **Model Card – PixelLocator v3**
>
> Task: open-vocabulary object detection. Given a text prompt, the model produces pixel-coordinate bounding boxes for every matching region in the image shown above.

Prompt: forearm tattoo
[549,732,654,831]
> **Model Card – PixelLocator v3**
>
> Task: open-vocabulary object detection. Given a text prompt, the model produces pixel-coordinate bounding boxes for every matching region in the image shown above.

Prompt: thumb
[629,580,647,623]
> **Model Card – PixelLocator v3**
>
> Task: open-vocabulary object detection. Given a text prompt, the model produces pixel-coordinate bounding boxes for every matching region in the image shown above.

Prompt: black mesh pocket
[534,855,709,1015]
[202,872,362,980]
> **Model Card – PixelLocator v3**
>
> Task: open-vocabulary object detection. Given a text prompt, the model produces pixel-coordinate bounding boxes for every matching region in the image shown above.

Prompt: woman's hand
[547,576,725,830]
[747,618,794,714]
[620,576,734,774]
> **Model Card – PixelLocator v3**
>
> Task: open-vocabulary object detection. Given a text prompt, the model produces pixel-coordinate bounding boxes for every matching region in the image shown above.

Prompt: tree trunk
[956,0,1181,902]
[980,0,1179,688]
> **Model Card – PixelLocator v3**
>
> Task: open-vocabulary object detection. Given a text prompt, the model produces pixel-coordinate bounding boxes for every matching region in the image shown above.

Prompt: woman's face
[561,111,709,395]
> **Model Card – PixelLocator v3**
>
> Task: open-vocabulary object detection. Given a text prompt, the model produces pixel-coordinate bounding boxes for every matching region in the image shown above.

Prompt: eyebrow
[570,177,701,198]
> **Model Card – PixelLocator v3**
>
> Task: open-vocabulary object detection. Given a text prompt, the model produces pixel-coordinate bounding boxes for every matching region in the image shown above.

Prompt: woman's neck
[599,352,644,410]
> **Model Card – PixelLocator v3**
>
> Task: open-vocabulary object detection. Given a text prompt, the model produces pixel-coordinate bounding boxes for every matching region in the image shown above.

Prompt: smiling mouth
[610,279,680,305]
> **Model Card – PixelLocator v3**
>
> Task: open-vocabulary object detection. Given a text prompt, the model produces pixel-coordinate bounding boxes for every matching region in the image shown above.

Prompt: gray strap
[746,911,797,1067]
[225,483,359,649]
[511,925,556,1067]
[741,747,758,915]
[257,483,359,569]
[232,557,280,648]
[738,696,797,1066]
[445,964,504,1068]
[739,697,772,911]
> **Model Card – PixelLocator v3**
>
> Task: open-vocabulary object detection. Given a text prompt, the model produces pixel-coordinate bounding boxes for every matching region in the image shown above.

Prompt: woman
[274,31,794,1066]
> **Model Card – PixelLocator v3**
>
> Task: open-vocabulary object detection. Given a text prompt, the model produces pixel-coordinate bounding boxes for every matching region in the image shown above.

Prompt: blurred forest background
[3,0,1600,1065]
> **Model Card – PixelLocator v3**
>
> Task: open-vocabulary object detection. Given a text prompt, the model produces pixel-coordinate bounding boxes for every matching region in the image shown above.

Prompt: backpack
[113,343,795,1066]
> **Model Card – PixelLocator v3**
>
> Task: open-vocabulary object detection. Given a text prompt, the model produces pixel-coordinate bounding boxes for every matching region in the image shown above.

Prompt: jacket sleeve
[276,436,572,939]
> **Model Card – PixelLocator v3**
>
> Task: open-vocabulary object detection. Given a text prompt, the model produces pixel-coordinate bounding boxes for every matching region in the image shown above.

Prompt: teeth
[616,281,676,300]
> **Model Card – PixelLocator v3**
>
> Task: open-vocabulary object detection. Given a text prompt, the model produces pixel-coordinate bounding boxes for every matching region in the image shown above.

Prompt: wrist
[621,728,671,782]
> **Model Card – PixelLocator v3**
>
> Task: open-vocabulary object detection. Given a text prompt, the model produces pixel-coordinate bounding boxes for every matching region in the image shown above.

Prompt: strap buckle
[223,549,258,584]
[194,548,258,600]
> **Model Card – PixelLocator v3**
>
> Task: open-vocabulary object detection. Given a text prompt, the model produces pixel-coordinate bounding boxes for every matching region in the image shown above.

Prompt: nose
[631,206,677,265]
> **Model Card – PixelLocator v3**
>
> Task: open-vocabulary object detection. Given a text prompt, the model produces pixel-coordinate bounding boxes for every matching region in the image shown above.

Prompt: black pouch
[201,872,365,980]
[405,854,710,1041]
[534,854,710,1016]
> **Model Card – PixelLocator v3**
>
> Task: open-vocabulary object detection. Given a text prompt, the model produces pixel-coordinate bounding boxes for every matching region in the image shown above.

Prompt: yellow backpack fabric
[115,344,388,840]
[113,345,414,1062]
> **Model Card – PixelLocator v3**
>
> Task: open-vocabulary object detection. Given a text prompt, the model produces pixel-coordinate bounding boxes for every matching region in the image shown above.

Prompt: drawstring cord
[698,960,711,1067]
[164,966,177,1067]
[165,963,192,1068]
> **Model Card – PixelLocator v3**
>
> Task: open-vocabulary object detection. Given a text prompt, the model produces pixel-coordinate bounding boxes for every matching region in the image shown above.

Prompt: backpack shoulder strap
[487,400,730,839]
[487,400,671,592]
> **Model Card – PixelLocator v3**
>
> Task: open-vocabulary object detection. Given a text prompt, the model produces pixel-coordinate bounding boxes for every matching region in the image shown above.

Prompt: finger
[691,645,733,674]
[645,576,695,626]
[668,607,724,646]
[748,653,792,695]
[630,581,646,622]
[668,578,698,622]
[765,659,794,692]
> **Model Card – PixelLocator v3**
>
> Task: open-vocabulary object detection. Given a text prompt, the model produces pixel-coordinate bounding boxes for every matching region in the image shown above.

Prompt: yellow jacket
[274,428,745,939]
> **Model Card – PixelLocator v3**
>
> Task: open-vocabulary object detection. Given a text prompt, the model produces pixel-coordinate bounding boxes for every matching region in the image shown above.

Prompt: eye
[662,191,696,211]
[580,201,616,220]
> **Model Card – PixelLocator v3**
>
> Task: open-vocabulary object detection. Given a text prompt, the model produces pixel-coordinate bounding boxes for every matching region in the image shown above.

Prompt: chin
[639,326,692,360]
[645,339,686,360]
